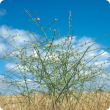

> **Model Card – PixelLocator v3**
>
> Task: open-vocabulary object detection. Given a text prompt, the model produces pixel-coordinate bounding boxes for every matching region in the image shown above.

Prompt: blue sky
[0,0,110,96]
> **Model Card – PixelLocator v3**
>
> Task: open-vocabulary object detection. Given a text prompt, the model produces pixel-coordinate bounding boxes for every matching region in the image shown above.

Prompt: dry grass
[0,91,110,110]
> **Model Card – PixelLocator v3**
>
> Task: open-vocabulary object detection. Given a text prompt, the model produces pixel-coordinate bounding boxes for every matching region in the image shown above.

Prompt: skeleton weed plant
[0,8,110,109]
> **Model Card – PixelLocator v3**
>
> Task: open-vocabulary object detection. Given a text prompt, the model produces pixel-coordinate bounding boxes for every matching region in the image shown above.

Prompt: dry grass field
[0,91,110,110]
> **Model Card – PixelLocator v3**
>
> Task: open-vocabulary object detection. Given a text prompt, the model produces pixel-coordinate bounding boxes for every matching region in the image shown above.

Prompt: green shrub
[0,8,110,109]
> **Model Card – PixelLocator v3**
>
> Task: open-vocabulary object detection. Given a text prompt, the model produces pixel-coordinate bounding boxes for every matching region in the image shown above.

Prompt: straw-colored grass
[0,91,110,110]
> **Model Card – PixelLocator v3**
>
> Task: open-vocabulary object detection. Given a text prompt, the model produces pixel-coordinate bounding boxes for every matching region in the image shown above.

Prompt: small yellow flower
[43,48,45,49]
[52,53,54,56]
[61,83,64,85]
[38,49,40,51]
[72,47,74,48]
[71,64,73,66]
[4,26,6,28]
[58,59,60,61]
[23,45,24,46]
[104,72,106,73]
[4,33,6,35]
[92,65,93,67]
[34,56,36,57]
[33,44,35,45]
[16,33,18,34]
[7,58,8,60]
[37,18,40,20]
[55,19,58,21]
[10,40,12,42]
[54,58,55,61]
[82,45,83,47]
[41,41,43,42]
[46,67,48,69]
[29,43,31,45]
[54,29,56,31]
[74,54,75,55]
[21,49,22,50]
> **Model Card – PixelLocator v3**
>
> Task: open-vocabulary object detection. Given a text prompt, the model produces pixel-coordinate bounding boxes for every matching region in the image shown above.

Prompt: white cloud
[0,9,6,19]
[0,25,110,95]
